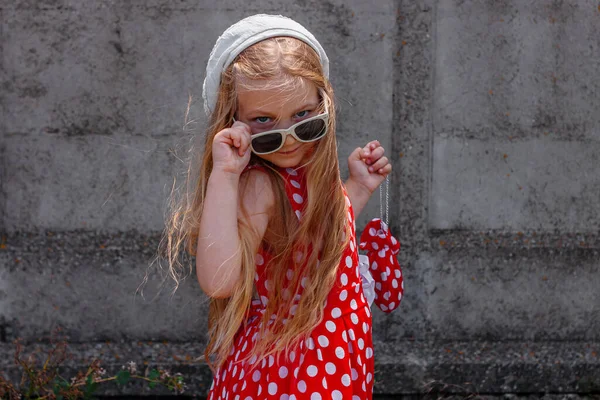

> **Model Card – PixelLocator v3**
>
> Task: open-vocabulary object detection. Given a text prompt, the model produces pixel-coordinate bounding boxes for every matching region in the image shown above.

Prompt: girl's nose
[284,131,297,145]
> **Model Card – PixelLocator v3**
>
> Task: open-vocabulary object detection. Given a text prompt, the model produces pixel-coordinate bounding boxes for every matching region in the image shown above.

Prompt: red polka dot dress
[208,166,403,400]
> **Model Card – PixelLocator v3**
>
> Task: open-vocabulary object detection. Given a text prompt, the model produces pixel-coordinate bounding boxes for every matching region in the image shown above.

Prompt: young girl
[164,14,403,400]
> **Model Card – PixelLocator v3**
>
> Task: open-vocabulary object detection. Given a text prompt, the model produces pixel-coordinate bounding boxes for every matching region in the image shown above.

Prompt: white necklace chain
[379,175,389,226]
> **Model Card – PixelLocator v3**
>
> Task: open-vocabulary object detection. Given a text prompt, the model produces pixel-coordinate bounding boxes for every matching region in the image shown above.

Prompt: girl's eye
[295,110,310,118]
[255,116,271,124]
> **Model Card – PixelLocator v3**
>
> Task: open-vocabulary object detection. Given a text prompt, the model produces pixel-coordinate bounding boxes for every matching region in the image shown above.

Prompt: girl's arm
[195,121,273,298]
[196,168,273,298]
[345,140,391,218]
[344,179,372,218]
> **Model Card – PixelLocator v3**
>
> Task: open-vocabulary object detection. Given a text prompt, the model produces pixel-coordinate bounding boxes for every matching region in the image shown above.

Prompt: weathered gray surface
[2,0,600,397]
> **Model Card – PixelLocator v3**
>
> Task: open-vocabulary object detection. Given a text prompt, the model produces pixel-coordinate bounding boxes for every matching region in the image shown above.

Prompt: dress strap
[278,167,307,221]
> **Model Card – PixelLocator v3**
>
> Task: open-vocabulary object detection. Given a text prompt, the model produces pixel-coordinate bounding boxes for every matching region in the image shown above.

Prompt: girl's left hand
[347,140,392,194]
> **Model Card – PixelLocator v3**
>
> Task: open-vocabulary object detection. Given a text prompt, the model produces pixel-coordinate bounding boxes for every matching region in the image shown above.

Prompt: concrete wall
[1,0,599,397]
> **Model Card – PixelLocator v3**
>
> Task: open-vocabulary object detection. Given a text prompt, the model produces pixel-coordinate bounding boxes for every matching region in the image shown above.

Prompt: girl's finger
[369,140,380,150]
[378,163,392,176]
[239,130,251,156]
[368,156,389,173]
[366,146,385,162]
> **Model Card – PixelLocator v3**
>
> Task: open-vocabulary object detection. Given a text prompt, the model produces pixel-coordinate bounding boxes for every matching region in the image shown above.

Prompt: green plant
[0,331,186,400]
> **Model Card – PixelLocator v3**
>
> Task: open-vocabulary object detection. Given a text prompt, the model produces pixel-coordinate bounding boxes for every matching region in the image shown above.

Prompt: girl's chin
[258,150,312,169]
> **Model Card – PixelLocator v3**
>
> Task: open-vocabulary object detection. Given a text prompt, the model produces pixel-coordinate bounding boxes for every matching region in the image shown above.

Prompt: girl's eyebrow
[248,102,319,118]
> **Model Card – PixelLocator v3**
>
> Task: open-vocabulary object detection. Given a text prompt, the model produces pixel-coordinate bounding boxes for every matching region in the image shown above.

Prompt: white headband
[202,14,330,116]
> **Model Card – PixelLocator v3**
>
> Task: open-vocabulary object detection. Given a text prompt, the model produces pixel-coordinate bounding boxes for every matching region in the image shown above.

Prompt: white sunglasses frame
[234,95,330,155]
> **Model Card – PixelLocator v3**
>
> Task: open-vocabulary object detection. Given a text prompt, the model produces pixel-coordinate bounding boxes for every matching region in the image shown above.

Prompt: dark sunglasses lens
[252,133,283,154]
[295,119,327,141]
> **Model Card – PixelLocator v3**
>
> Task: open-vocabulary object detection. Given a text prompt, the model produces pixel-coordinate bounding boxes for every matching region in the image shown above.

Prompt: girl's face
[236,77,321,168]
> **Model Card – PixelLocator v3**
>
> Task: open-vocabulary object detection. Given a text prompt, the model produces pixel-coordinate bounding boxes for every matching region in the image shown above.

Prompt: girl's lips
[279,146,300,154]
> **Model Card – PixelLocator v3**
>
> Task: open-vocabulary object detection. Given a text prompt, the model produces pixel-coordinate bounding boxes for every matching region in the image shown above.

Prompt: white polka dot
[311,394,322,400]
[286,269,294,280]
[380,272,388,281]
[398,292,403,301]
[372,242,379,250]
[335,346,345,359]
[332,390,343,400]
[366,347,373,359]
[301,277,308,288]
[256,253,264,265]
[348,329,356,340]
[349,240,355,252]
[351,368,359,381]
[295,251,304,262]
[268,382,278,395]
[279,366,288,378]
[286,168,298,176]
[295,210,302,219]
[290,179,301,188]
[293,193,303,204]
[390,301,396,309]
[350,299,358,310]
[351,313,359,324]
[339,290,348,301]
[345,256,353,267]
[371,261,378,270]
[341,374,351,386]
[369,228,377,236]
[306,337,315,350]
[318,335,329,347]
[298,380,307,393]
[281,395,289,400]
[307,365,318,377]
[325,362,336,374]
[395,269,401,278]
[392,279,398,288]
[340,273,348,286]
[331,308,341,318]
[378,249,386,257]
[322,376,328,388]
[342,330,348,342]
[260,295,269,305]
[363,322,369,334]
[252,370,261,382]
[367,372,373,383]
[358,338,365,349]
[326,320,336,332]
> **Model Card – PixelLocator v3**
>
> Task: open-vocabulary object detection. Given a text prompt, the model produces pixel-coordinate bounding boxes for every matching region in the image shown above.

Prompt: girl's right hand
[211,121,253,175]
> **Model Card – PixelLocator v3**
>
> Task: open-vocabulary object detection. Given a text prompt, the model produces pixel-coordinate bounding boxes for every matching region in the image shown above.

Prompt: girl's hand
[347,140,392,194]
[211,121,253,176]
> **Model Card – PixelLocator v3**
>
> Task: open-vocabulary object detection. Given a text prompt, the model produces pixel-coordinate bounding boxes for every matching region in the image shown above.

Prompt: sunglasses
[236,99,329,155]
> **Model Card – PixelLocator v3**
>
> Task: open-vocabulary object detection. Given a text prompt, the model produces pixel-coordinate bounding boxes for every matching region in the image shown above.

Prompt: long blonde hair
[160,37,349,370]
